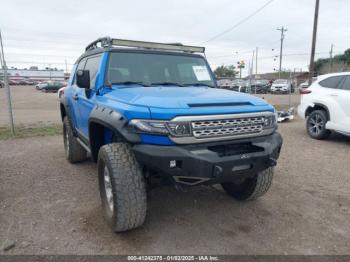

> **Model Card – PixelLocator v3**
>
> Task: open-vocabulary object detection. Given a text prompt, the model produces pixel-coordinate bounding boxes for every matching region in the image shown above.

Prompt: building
[0,68,65,82]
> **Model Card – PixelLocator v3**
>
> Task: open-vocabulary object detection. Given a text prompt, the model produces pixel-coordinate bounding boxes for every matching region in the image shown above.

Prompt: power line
[207,51,332,60]
[207,50,254,59]
[201,0,276,44]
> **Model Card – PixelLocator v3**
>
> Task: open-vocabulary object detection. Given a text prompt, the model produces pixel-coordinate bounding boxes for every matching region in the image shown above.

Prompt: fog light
[170,160,177,168]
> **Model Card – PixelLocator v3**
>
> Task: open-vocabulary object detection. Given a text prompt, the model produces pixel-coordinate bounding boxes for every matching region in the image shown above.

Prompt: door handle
[73,94,79,100]
[330,93,338,97]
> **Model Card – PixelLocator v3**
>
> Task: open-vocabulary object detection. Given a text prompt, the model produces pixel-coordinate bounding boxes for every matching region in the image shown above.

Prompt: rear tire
[98,143,147,232]
[63,117,87,163]
[221,167,274,201]
[306,110,330,140]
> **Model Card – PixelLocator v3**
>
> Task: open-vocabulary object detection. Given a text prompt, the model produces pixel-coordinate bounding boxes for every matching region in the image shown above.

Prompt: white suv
[298,72,350,139]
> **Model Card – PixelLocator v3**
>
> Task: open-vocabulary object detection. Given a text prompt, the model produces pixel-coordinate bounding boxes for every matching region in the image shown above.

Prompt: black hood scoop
[187,102,251,108]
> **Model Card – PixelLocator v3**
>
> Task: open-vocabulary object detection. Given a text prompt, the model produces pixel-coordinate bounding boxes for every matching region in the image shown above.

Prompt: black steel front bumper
[133,132,283,185]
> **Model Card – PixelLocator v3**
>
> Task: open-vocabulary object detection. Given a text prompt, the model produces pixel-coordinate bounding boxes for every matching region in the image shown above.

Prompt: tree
[314,48,350,75]
[214,65,237,78]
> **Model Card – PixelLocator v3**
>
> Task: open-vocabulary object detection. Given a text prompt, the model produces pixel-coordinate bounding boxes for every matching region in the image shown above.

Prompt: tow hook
[269,158,277,166]
[213,165,223,177]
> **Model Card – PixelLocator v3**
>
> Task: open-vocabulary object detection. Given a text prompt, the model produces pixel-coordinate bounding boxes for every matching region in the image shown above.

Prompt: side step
[76,137,91,154]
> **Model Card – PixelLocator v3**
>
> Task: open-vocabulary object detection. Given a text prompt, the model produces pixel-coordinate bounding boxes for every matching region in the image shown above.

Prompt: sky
[1,0,349,76]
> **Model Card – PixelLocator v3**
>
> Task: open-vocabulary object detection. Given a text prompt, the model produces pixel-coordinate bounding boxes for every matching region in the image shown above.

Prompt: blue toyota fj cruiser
[60,37,282,232]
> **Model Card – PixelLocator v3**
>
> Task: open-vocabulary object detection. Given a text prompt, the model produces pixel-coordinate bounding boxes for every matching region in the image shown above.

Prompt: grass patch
[0,124,62,140]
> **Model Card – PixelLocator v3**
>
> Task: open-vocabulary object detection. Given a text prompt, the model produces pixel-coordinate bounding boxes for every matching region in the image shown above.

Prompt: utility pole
[49,63,52,80]
[255,47,258,76]
[329,43,333,73]
[277,26,287,79]
[0,30,15,135]
[65,59,68,74]
[249,50,255,94]
[309,0,320,85]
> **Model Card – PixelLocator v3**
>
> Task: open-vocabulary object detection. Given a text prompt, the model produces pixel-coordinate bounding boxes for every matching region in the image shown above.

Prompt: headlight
[263,115,277,129]
[129,119,168,135]
[129,119,192,137]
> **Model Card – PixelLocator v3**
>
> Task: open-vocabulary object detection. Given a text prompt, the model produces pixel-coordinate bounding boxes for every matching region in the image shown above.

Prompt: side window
[74,58,87,85]
[319,76,345,89]
[338,76,350,91]
[84,55,102,88]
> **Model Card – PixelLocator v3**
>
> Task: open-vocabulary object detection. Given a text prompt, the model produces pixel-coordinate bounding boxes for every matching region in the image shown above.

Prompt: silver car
[271,79,292,94]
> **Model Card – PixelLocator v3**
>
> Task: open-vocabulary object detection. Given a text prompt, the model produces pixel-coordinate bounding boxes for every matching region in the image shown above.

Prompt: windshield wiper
[150,82,184,87]
[111,81,149,87]
[183,83,215,88]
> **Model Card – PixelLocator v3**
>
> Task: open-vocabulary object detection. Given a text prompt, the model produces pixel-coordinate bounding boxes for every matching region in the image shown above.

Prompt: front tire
[98,143,147,232]
[221,167,274,201]
[63,117,87,163]
[306,110,330,140]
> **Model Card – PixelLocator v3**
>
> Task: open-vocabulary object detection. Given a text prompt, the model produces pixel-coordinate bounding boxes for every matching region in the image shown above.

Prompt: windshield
[274,79,288,84]
[107,52,215,87]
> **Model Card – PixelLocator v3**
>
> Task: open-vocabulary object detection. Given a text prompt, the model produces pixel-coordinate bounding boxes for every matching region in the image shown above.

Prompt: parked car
[17,79,33,85]
[9,79,20,85]
[36,82,49,90]
[25,79,35,85]
[60,37,282,232]
[231,79,247,92]
[41,81,66,92]
[298,80,309,93]
[271,79,293,94]
[0,80,4,88]
[250,79,271,94]
[298,72,350,139]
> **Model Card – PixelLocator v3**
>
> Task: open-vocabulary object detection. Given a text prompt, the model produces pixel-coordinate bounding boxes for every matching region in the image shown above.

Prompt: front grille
[191,116,264,139]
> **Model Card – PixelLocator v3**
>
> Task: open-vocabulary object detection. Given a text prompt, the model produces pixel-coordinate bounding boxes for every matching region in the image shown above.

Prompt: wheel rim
[103,166,114,213]
[309,113,324,135]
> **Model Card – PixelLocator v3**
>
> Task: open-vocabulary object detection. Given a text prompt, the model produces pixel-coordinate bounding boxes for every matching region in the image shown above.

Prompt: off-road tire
[98,143,147,232]
[221,167,274,201]
[306,110,331,140]
[63,116,87,163]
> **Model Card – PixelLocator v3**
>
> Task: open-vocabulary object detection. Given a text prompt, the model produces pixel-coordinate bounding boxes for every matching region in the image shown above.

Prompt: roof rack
[85,36,205,53]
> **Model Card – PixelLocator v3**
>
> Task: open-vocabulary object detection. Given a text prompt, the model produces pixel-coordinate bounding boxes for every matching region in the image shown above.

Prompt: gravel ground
[0,118,349,255]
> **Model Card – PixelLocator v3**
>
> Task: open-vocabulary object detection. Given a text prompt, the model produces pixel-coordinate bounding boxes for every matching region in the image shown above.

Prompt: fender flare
[59,97,75,130]
[88,106,141,161]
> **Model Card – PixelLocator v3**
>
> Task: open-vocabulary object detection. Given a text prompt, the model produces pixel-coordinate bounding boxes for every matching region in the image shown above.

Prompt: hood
[272,83,288,87]
[104,86,269,109]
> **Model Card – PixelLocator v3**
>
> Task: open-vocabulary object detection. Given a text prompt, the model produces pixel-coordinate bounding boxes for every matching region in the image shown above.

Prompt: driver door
[76,54,102,138]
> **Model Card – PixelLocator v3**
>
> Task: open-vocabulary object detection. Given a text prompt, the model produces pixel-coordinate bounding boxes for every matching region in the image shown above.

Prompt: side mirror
[76,70,90,89]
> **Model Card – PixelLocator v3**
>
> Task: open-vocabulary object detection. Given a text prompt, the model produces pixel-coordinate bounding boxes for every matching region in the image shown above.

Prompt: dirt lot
[0,86,300,127]
[1,117,350,254]
[0,86,349,255]
[0,86,61,126]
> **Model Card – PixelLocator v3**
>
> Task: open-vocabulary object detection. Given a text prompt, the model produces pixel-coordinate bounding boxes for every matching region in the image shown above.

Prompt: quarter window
[319,76,345,89]
[338,76,350,91]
